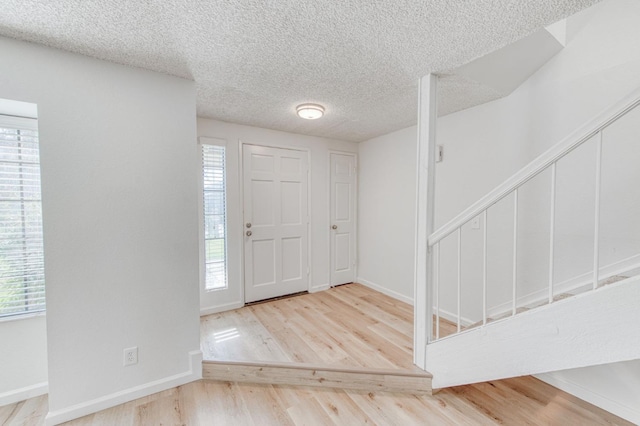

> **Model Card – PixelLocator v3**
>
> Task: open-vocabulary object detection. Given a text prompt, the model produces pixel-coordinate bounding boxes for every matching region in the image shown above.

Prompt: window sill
[0,311,46,324]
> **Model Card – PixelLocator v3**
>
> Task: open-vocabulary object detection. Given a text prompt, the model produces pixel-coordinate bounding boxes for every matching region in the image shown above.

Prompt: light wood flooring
[3,375,631,425]
[2,283,632,425]
[201,283,418,370]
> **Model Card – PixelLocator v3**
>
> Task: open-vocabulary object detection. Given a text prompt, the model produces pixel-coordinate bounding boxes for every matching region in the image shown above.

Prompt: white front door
[243,144,309,303]
[330,152,357,286]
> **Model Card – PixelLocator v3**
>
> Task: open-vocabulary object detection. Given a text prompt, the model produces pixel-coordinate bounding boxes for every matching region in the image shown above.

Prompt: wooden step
[202,360,433,395]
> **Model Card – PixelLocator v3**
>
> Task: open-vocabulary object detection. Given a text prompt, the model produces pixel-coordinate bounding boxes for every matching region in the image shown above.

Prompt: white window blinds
[0,115,45,318]
[202,144,227,290]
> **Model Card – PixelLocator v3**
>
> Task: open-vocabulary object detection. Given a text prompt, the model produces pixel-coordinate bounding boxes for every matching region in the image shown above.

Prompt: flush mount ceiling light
[296,103,325,120]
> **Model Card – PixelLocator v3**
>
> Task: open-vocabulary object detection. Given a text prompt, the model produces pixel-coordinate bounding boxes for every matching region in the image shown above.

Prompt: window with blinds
[202,144,227,290]
[0,115,45,318]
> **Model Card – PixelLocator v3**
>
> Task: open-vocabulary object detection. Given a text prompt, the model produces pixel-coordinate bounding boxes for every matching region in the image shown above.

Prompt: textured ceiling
[0,0,598,142]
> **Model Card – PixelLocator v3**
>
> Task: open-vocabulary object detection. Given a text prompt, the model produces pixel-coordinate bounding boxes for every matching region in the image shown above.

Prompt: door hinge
[306,267,310,276]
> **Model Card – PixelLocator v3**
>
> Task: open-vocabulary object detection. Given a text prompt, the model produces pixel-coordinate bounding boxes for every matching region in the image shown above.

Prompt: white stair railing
[427,87,640,342]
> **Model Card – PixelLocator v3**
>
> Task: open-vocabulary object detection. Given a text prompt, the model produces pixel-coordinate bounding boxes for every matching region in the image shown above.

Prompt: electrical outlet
[123,347,138,366]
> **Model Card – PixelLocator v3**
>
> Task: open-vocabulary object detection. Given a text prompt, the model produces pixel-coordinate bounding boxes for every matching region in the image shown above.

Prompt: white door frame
[328,150,358,286]
[239,141,312,303]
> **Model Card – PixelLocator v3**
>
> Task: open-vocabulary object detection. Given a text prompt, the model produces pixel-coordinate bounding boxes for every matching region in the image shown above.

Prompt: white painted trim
[200,301,244,316]
[414,74,438,369]
[44,350,202,426]
[309,283,330,293]
[357,277,414,306]
[535,373,640,425]
[429,87,640,245]
[0,97,38,119]
[0,382,48,407]
[237,139,246,305]
[426,276,640,388]
[0,310,46,324]
[486,254,640,320]
[197,137,230,309]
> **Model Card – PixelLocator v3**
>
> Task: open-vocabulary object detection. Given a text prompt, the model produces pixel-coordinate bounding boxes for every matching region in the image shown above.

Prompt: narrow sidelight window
[202,144,227,290]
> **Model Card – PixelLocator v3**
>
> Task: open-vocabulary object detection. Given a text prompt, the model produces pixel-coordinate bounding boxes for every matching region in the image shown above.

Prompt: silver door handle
[246,230,252,237]
[331,225,338,230]
[246,223,252,228]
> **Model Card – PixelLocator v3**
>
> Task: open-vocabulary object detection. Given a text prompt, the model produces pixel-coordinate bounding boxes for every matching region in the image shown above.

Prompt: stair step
[426,274,640,388]
[202,360,433,394]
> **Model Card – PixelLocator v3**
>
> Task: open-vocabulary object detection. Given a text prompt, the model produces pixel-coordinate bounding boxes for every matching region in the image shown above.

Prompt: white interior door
[330,152,357,286]
[243,145,309,303]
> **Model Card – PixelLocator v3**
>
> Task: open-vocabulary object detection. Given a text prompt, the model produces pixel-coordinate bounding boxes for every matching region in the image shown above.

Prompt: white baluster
[593,131,603,290]
[549,163,556,304]
[512,189,518,316]
[435,242,440,340]
[482,210,488,326]
[457,227,462,332]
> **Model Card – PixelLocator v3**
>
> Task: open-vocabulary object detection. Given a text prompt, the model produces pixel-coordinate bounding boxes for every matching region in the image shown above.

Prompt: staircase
[423,87,640,389]
[427,274,640,388]
[200,89,640,401]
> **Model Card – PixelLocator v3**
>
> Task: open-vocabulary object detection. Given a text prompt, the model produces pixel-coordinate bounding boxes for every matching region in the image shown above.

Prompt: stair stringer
[426,275,640,389]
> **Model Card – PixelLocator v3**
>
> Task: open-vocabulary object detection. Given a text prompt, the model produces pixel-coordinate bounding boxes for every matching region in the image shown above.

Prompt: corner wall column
[414,74,437,369]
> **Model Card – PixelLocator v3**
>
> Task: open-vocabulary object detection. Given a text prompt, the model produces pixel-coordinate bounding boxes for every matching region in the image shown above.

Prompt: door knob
[331,225,338,230]
[246,223,252,228]
[246,230,252,236]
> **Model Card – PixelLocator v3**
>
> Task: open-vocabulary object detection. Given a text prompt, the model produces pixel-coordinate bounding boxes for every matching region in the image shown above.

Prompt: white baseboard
[535,373,640,425]
[309,283,330,293]
[0,381,48,407]
[200,301,244,316]
[44,350,202,426]
[356,277,413,306]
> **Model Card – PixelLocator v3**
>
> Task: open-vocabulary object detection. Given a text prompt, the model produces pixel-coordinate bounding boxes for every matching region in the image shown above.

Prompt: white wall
[433,0,640,422]
[357,1,640,421]
[0,99,48,406]
[357,126,417,303]
[537,360,640,424]
[435,0,640,322]
[0,36,201,423]
[197,118,357,313]
[436,92,531,322]
[0,315,48,404]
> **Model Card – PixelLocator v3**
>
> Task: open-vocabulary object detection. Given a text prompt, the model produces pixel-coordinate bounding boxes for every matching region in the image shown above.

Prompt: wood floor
[2,283,632,425]
[2,375,631,425]
[200,283,418,370]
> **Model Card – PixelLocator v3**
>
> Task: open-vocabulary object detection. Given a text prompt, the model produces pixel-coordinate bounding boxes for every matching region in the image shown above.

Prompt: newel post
[414,74,437,369]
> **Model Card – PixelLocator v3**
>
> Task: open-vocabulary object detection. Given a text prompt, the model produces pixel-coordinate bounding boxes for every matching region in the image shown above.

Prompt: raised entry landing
[200,283,432,394]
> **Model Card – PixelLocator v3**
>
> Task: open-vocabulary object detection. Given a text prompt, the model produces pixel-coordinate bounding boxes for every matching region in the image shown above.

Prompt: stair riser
[202,361,432,394]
